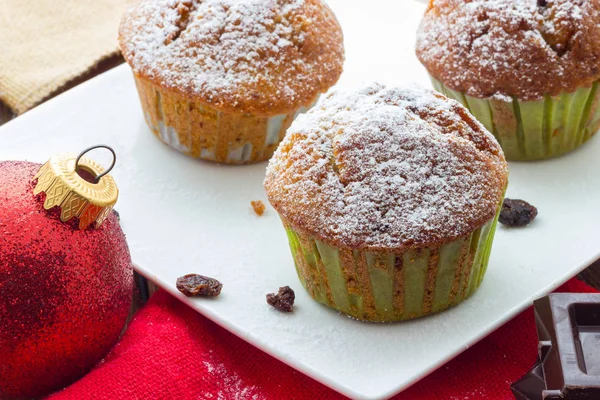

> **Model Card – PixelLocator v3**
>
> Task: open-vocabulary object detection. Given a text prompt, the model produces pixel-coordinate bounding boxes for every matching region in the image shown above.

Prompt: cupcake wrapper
[133,75,315,164]
[431,77,600,161]
[282,208,501,322]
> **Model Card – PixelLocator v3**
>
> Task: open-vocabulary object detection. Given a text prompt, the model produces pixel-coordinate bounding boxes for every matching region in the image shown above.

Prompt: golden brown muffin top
[119,0,344,116]
[264,83,508,251]
[416,0,600,101]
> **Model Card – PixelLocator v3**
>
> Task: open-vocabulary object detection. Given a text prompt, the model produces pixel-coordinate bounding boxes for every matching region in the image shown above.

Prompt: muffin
[264,83,509,322]
[416,0,600,161]
[119,0,344,164]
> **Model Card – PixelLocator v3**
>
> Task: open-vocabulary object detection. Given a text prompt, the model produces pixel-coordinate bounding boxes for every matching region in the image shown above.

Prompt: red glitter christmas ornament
[0,148,133,399]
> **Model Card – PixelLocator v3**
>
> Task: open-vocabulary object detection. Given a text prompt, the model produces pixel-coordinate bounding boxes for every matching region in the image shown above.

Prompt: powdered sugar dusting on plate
[416,0,599,100]
[119,0,344,114]
[265,83,508,250]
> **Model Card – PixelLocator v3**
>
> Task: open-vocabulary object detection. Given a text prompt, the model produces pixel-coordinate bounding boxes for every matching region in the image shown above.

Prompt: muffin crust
[416,0,600,101]
[264,83,508,251]
[119,0,344,116]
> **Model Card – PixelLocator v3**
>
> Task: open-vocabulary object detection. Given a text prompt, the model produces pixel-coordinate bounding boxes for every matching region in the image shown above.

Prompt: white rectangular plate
[2,2,600,399]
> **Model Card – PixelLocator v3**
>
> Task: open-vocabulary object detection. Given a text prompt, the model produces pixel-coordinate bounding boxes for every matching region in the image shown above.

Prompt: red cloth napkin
[49,278,597,400]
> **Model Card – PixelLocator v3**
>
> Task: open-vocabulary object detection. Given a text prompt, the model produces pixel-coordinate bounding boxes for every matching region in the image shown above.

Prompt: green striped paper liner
[282,207,501,322]
[431,77,600,161]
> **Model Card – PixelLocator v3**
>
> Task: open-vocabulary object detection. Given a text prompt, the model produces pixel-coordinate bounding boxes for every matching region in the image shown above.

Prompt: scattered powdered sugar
[416,0,599,100]
[119,0,343,113]
[201,355,266,400]
[265,83,508,250]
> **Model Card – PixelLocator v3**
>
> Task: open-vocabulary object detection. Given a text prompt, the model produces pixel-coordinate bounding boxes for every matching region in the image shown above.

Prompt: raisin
[266,286,295,313]
[176,274,222,297]
[375,223,390,233]
[499,199,538,227]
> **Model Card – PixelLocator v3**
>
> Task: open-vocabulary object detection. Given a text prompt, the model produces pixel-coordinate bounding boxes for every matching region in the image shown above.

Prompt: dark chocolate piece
[176,274,222,297]
[266,286,295,312]
[499,198,538,227]
[511,360,545,400]
[533,293,600,399]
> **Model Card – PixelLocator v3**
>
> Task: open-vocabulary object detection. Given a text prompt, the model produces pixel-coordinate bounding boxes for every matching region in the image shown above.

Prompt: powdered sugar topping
[265,83,508,250]
[119,0,344,113]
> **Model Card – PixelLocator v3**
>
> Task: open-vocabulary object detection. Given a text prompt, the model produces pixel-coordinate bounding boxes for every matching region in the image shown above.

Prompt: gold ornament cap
[33,146,119,230]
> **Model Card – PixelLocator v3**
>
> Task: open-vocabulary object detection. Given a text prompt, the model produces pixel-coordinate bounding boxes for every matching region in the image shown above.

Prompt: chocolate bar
[511,293,600,399]
[511,360,545,400]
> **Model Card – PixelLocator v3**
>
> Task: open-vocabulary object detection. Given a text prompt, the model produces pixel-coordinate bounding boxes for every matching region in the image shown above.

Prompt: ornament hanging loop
[75,145,116,183]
